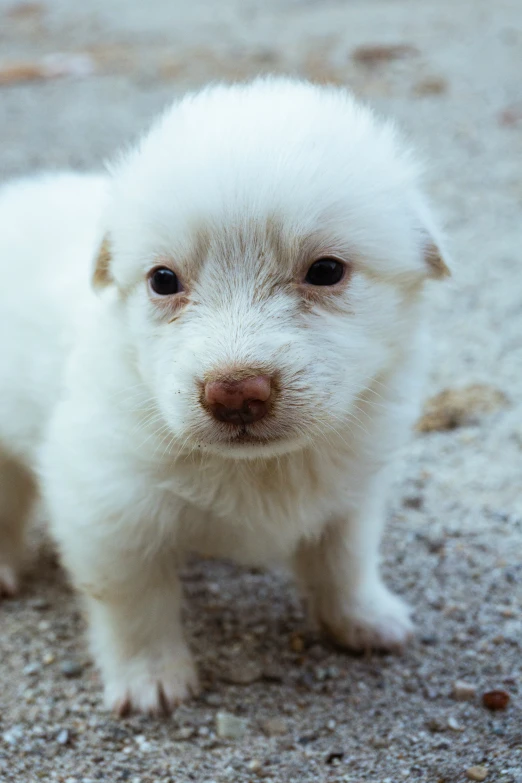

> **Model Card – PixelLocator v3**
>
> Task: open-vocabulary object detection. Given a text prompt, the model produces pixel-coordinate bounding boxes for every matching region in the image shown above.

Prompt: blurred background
[1,2,521,782]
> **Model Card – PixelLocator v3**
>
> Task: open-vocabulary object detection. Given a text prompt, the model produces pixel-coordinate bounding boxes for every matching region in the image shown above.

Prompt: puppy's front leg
[0,455,36,597]
[84,554,199,715]
[295,486,413,651]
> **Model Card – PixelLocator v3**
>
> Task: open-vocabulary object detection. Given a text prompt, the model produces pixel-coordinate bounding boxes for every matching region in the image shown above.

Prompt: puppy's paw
[0,563,20,598]
[320,583,413,652]
[104,653,200,716]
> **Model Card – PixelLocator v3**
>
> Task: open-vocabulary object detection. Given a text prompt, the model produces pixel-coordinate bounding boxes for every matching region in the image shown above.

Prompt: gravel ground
[1,1,521,781]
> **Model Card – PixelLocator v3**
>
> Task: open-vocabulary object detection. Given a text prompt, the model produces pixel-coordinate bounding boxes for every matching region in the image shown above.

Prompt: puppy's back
[0,172,107,461]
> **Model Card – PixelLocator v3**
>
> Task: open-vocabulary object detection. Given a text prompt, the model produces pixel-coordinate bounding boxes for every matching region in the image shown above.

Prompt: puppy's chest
[164,451,350,562]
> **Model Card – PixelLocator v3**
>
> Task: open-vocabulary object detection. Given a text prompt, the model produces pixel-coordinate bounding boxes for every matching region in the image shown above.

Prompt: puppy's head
[96,78,449,459]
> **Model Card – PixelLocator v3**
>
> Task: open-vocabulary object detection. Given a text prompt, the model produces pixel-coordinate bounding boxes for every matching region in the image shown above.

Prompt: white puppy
[0,78,449,714]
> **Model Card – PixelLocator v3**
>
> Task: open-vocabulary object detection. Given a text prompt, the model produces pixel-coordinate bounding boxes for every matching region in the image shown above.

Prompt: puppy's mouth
[223,424,284,446]
[215,417,291,445]
[192,415,304,457]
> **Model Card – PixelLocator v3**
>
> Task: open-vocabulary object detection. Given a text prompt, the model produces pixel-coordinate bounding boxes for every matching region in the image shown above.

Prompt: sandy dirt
[0,1,521,781]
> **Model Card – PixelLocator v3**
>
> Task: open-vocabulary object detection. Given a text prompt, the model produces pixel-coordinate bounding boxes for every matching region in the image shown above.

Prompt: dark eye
[305,258,345,286]
[149,267,181,296]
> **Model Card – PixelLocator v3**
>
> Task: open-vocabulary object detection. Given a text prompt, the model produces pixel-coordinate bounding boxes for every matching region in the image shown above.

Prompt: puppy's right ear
[92,235,113,290]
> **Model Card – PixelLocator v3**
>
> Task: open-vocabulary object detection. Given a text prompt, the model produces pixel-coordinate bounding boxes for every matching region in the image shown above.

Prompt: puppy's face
[98,80,448,459]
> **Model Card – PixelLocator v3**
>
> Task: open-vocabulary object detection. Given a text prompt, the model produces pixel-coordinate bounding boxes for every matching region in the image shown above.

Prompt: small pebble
[23,688,35,703]
[427,718,446,733]
[30,598,50,611]
[425,536,445,553]
[289,633,305,653]
[298,732,318,745]
[261,717,287,736]
[420,633,438,646]
[203,693,223,707]
[452,680,477,701]
[23,662,41,676]
[296,671,315,690]
[3,725,24,745]
[60,660,84,678]
[175,726,195,741]
[482,689,510,710]
[42,652,55,665]
[247,759,263,773]
[308,644,326,661]
[56,729,70,745]
[466,766,488,781]
[403,494,423,510]
[447,716,464,732]
[326,751,344,765]
[262,664,284,683]
[215,711,249,740]
[221,662,262,685]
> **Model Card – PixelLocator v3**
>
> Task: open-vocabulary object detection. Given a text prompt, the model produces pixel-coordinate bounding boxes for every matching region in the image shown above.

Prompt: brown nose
[204,375,272,425]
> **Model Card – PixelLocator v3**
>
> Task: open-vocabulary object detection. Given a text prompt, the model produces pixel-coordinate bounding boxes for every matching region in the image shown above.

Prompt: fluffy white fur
[0,78,449,714]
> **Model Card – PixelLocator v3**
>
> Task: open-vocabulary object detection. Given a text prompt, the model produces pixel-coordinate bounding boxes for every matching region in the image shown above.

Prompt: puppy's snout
[204,374,272,425]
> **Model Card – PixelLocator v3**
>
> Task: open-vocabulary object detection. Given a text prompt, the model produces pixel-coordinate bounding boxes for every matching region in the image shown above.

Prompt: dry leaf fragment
[416,384,509,433]
[0,53,95,86]
[352,43,419,66]
[5,2,44,20]
[413,76,448,96]
[499,104,522,127]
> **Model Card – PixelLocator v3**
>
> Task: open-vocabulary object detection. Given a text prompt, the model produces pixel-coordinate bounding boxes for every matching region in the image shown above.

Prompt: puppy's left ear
[92,235,113,290]
[415,196,451,280]
[423,235,451,280]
